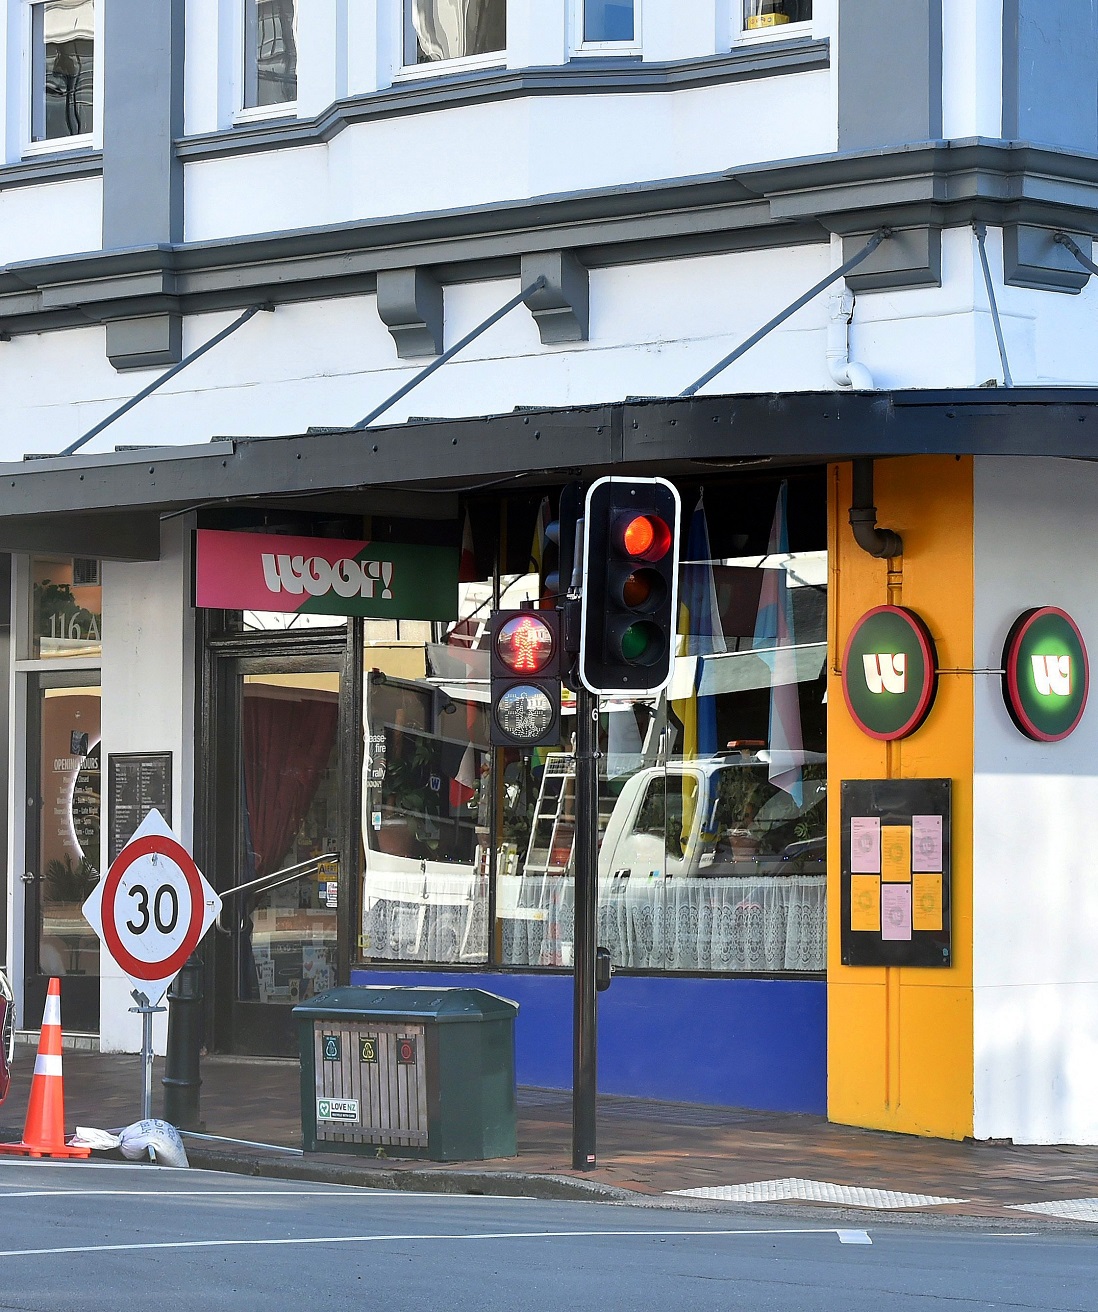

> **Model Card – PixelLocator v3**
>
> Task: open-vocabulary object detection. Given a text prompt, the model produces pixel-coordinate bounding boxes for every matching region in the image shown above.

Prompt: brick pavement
[4,1044,1098,1222]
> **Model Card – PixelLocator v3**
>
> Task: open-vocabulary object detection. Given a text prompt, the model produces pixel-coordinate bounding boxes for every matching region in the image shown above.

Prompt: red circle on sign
[100,834,207,982]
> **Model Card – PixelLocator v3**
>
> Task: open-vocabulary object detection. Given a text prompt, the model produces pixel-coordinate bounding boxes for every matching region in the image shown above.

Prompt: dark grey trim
[1003,224,1091,293]
[0,511,162,559]
[176,41,831,162]
[7,391,1098,531]
[520,250,589,344]
[8,140,1098,334]
[376,267,444,359]
[838,0,941,153]
[1003,1,1098,155]
[106,314,184,371]
[843,226,942,292]
[0,152,101,192]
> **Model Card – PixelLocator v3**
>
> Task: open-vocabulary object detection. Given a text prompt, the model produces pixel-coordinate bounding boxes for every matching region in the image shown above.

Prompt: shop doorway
[204,635,360,1056]
[24,673,102,1033]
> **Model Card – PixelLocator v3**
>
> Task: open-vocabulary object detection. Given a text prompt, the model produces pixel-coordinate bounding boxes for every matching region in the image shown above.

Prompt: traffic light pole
[572,683,599,1170]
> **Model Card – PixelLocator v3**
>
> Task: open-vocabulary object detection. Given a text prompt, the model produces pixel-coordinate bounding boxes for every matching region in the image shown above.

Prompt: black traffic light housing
[579,476,681,695]
[489,607,563,747]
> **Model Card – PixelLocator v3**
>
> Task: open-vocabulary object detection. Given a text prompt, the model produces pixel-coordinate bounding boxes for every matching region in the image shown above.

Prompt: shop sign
[194,529,458,620]
[842,606,939,741]
[1002,607,1089,742]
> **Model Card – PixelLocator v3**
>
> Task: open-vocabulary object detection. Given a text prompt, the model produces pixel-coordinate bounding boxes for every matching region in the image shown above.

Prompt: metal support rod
[354,277,547,430]
[973,224,1013,389]
[572,685,599,1171]
[129,989,166,1122]
[680,229,890,397]
[62,304,275,456]
[1054,230,1098,279]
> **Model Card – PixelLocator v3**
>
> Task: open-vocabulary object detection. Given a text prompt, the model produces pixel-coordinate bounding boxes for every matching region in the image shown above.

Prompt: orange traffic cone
[0,978,90,1159]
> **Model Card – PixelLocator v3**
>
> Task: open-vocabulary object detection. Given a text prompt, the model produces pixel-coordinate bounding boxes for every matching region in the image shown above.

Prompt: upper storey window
[742,0,811,32]
[405,0,506,67]
[243,0,297,110]
[575,0,639,52]
[30,0,94,144]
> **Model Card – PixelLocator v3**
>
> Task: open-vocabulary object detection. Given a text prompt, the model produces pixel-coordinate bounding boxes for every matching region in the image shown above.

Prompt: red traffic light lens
[495,613,555,674]
[619,514,672,563]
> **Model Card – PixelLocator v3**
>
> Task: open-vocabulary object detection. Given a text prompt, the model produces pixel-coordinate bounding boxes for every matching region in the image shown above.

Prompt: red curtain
[242,690,339,878]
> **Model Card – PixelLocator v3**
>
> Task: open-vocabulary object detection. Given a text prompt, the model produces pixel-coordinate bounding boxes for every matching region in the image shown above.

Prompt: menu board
[840,778,951,968]
[108,752,173,864]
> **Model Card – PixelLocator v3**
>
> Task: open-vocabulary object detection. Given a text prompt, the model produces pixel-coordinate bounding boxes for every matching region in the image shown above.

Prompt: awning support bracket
[679,228,891,398]
[61,303,275,457]
[353,276,547,431]
[973,223,1013,388]
[1054,230,1098,279]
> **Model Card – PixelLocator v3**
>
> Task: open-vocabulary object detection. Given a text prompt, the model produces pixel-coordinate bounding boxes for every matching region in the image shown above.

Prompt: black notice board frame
[108,752,173,865]
[840,777,952,968]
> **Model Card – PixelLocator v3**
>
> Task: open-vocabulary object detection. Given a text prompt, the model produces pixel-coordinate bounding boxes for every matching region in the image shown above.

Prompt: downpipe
[849,458,903,559]
[827,290,874,391]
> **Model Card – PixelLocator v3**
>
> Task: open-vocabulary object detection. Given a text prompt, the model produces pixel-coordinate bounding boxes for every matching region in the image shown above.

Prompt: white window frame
[734,1,814,45]
[570,0,641,57]
[232,0,299,125]
[19,0,102,159]
[395,0,507,81]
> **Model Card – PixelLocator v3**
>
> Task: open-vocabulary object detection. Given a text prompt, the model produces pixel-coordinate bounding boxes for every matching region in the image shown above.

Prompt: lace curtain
[410,0,505,62]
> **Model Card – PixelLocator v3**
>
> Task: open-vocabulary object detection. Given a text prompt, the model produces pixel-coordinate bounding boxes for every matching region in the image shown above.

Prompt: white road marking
[836,1230,873,1245]
[669,1178,966,1209]
[0,1190,373,1199]
[0,1227,866,1259]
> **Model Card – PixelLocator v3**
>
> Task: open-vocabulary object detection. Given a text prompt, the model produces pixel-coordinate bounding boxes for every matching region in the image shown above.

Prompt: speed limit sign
[82,809,222,1004]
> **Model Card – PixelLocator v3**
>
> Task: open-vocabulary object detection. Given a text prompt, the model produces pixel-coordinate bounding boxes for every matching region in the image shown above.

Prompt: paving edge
[185,1148,637,1203]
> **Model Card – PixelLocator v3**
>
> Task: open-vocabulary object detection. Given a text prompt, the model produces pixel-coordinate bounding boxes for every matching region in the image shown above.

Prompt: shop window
[29,0,95,145]
[242,0,297,111]
[742,0,811,33]
[580,0,637,47]
[31,556,102,660]
[357,480,827,977]
[404,0,506,68]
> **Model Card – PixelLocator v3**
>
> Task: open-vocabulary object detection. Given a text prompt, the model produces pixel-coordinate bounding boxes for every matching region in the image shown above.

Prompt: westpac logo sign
[1031,653,1072,698]
[862,653,906,695]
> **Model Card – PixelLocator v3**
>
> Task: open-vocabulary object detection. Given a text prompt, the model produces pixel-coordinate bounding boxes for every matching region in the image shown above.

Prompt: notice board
[108,752,173,864]
[840,778,952,968]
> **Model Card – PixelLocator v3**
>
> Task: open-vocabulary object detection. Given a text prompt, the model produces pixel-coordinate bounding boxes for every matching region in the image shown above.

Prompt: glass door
[24,673,102,1032]
[209,649,354,1056]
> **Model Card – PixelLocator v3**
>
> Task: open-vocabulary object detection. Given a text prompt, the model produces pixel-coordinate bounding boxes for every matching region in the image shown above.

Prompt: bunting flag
[753,481,804,805]
[671,492,726,760]
[449,742,476,809]
[459,507,477,583]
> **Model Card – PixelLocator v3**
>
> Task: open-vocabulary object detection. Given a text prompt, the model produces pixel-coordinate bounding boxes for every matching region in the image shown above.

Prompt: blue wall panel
[350,969,826,1114]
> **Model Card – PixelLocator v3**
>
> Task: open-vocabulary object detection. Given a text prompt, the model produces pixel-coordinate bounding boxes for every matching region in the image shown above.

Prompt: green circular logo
[1002,607,1089,742]
[842,606,938,740]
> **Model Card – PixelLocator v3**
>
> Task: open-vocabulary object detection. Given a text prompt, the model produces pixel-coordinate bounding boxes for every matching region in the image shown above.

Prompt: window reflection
[583,0,635,43]
[33,0,95,142]
[743,0,811,30]
[243,0,297,109]
[407,0,506,64]
[31,557,102,660]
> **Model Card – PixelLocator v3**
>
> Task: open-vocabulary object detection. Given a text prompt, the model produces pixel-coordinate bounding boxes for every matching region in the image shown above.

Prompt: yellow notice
[881,826,912,882]
[912,873,943,932]
[850,875,881,933]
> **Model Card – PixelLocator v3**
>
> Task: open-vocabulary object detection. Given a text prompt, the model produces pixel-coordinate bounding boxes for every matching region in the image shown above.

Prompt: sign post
[82,810,222,1121]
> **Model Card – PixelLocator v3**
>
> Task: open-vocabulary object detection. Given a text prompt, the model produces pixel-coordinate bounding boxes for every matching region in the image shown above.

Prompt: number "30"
[125,883,180,935]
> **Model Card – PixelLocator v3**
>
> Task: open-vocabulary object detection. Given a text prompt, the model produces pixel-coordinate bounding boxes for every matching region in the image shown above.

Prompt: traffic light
[579,476,681,695]
[489,608,563,747]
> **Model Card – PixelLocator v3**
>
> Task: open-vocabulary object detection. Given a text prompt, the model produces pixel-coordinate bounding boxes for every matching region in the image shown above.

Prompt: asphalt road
[0,1160,1096,1311]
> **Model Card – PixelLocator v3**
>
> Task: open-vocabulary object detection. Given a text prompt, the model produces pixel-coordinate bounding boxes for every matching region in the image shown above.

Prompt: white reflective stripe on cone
[33,1054,63,1078]
[41,996,61,1028]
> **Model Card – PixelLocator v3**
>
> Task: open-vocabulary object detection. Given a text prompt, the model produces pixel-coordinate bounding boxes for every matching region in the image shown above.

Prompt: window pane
[408,0,506,65]
[34,0,95,142]
[584,0,635,43]
[31,557,102,660]
[744,0,811,28]
[244,0,297,109]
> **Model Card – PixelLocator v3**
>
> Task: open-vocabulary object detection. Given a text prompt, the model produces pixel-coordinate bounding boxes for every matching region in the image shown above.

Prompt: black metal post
[162,955,205,1129]
[572,685,599,1170]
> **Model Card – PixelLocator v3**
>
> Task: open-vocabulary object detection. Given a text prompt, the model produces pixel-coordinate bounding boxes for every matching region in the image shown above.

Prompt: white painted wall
[0,177,102,263]
[973,456,1098,1144]
[942,0,1003,140]
[98,518,195,1055]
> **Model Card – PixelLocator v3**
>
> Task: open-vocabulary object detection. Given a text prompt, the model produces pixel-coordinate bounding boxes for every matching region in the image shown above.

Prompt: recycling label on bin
[317,1098,359,1123]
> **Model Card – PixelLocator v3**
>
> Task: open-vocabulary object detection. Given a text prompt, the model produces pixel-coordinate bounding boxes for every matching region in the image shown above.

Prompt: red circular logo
[100,834,207,982]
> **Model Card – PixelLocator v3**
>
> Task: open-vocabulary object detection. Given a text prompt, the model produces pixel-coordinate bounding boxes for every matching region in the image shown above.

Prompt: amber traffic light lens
[495,613,555,674]
[620,514,672,563]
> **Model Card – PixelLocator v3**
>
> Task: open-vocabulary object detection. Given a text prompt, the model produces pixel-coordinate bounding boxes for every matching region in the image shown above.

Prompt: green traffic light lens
[620,620,663,666]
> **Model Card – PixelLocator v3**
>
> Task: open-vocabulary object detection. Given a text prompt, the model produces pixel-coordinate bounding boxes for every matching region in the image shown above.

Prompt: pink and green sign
[194,529,458,620]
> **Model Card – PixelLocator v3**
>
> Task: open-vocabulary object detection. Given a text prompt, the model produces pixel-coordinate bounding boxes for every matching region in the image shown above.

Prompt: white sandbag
[70,1126,122,1151]
[117,1119,189,1168]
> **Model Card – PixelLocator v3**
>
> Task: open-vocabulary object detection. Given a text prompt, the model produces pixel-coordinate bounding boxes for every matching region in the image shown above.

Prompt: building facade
[3,0,1098,1145]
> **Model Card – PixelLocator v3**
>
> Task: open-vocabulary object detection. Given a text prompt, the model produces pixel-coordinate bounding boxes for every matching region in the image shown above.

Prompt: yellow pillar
[827,458,974,1140]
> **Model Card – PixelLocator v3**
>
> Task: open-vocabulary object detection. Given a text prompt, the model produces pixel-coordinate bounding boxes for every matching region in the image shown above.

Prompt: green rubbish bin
[294,986,519,1161]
